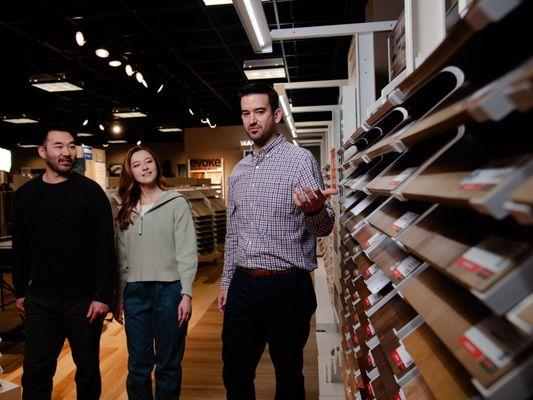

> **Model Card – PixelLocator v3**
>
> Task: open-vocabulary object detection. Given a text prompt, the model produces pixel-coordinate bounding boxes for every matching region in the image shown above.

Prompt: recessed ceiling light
[3,117,39,124]
[102,143,109,148]
[82,119,89,126]
[99,124,105,131]
[77,132,96,137]
[244,67,286,80]
[95,48,109,58]
[112,124,122,134]
[135,72,144,83]
[32,82,83,92]
[188,108,194,116]
[125,64,134,76]
[109,60,122,67]
[108,139,127,144]
[157,84,164,93]
[142,80,148,88]
[137,140,142,145]
[75,31,86,46]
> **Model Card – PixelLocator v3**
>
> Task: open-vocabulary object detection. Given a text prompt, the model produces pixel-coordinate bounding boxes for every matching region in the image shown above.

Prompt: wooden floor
[0,264,319,399]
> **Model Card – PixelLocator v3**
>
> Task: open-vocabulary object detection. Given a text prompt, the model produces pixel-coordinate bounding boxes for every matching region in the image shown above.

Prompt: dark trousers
[124,281,187,400]
[222,268,317,400]
[21,294,103,400]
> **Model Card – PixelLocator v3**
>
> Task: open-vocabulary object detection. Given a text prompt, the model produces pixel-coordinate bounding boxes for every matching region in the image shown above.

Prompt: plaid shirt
[221,134,335,290]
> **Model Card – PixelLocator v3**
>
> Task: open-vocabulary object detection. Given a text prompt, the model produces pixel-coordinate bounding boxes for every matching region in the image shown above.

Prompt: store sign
[189,159,222,170]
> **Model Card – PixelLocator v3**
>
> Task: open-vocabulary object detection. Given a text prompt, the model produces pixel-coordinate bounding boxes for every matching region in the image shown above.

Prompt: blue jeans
[124,281,187,400]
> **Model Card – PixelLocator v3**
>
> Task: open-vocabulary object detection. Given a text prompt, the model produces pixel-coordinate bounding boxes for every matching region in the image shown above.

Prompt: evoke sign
[189,159,222,170]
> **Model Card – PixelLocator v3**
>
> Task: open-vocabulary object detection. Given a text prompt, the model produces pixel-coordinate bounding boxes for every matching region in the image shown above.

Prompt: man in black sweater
[12,123,116,400]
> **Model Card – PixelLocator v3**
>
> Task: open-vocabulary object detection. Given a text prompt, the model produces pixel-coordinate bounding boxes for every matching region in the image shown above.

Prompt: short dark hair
[239,83,279,111]
[39,120,76,146]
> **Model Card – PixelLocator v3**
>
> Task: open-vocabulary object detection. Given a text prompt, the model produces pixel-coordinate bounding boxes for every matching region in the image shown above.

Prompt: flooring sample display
[401,268,531,387]
[367,199,432,238]
[401,374,435,400]
[403,323,478,400]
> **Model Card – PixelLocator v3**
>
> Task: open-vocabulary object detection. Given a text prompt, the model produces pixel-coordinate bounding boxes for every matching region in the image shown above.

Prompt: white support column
[355,32,376,125]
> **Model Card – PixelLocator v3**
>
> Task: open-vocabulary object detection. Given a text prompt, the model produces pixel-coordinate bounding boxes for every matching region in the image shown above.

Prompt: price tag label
[363,264,380,278]
[391,345,414,370]
[389,167,417,186]
[457,167,514,191]
[391,256,421,280]
[391,211,419,232]
[366,233,384,248]
[354,219,367,232]
[455,236,528,278]
[364,293,382,307]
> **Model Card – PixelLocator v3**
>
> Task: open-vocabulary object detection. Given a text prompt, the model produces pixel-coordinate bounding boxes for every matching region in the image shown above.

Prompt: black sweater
[12,173,116,304]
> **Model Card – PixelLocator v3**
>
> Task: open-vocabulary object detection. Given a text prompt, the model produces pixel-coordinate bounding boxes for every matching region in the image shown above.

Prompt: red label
[458,336,497,373]
[392,268,404,279]
[367,383,374,397]
[391,350,405,370]
[391,224,401,232]
[393,395,402,400]
[458,183,493,191]
[457,257,493,278]
[365,298,371,307]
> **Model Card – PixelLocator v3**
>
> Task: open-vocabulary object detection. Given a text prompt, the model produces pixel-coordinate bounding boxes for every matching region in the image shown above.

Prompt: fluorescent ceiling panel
[112,111,147,118]
[32,82,83,92]
[158,127,183,132]
[77,132,97,137]
[3,118,39,124]
[108,140,128,144]
[204,0,266,5]
[243,58,284,69]
[244,67,286,80]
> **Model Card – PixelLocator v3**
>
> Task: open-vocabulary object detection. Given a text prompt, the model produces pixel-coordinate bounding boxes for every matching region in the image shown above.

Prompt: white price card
[391,256,421,280]
[389,167,417,186]
[366,233,385,248]
[455,236,528,278]
[391,345,414,370]
[391,211,419,232]
[457,167,514,191]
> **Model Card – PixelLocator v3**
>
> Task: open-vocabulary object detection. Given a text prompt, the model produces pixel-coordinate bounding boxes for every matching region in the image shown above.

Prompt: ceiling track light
[188,108,194,116]
[157,84,164,94]
[137,140,142,145]
[82,119,89,126]
[142,80,148,88]
[201,117,217,129]
[125,64,134,76]
[95,48,110,58]
[135,72,144,83]
[233,0,272,53]
[75,31,86,46]
[109,60,122,67]
[112,124,122,134]
[99,124,105,131]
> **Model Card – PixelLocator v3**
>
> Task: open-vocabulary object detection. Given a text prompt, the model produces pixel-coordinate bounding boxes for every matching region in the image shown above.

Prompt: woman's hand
[178,295,192,327]
[113,302,124,325]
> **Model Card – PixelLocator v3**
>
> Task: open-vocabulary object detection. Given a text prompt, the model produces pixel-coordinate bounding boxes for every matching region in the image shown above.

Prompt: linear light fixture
[3,117,39,124]
[77,132,97,137]
[204,0,267,5]
[112,108,147,118]
[108,139,127,144]
[244,67,286,80]
[17,143,39,148]
[234,0,272,53]
[0,148,12,172]
[157,125,183,133]
[279,95,297,138]
[30,73,83,92]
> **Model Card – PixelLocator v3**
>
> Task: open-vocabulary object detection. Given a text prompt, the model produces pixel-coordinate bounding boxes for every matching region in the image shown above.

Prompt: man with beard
[12,122,115,400]
[218,83,337,400]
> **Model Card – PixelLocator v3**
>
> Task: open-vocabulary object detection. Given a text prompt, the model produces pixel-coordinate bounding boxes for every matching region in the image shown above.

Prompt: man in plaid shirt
[218,83,337,400]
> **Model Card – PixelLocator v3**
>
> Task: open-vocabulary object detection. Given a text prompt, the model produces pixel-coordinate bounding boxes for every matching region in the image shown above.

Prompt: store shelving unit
[330,1,532,399]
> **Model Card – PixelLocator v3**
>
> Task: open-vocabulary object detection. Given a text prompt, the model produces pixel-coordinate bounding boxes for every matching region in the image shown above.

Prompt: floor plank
[0,264,319,399]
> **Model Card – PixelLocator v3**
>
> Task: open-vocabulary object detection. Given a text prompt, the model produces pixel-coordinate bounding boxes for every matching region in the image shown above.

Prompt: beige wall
[10,123,290,198]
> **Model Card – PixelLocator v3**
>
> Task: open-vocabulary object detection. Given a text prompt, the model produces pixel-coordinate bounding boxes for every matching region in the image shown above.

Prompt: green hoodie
[116,190,198,302]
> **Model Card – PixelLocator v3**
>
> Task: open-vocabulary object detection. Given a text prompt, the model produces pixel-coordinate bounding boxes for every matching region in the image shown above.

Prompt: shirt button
[255,166,259,170]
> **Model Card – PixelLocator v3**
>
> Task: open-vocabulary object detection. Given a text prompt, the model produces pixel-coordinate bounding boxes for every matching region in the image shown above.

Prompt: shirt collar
[254,134,285,157]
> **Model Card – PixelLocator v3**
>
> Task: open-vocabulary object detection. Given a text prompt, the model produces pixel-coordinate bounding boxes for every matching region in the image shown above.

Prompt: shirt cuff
[304,205,328,224]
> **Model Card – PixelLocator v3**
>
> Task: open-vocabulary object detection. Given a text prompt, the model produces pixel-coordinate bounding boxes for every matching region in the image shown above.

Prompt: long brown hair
[117,145,166,229]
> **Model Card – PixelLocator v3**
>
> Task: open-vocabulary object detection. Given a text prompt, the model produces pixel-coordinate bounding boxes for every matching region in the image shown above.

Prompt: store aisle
[0,263,319,399]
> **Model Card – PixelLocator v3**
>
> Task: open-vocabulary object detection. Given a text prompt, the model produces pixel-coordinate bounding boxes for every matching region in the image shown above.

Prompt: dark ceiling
[0,0,367,147]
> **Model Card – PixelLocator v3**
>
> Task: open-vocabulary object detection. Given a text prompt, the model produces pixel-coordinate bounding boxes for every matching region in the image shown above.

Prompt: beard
[247,125,275,147]
[46,155,74,176]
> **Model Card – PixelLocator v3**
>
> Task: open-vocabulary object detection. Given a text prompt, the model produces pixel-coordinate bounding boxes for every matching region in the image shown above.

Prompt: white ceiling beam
[295,121,330,127]
[291,105,338,113]
[271,21,396,41]
[296,128,327,134]
[283,79,348,90]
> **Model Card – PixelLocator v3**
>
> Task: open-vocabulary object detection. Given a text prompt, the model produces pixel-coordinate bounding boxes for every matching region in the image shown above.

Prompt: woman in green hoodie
[113,146,198,399]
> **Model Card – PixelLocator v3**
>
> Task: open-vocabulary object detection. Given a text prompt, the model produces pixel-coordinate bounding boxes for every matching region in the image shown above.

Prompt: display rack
[330,1,532,399]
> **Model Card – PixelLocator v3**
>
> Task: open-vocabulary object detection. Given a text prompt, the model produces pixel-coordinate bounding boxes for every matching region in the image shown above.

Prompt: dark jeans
[124,281,187,400]
[222,268,317,400]
[21,294,103,400]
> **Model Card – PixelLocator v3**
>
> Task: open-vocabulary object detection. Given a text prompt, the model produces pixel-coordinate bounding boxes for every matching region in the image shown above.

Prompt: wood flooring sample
[404,324,478,399]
